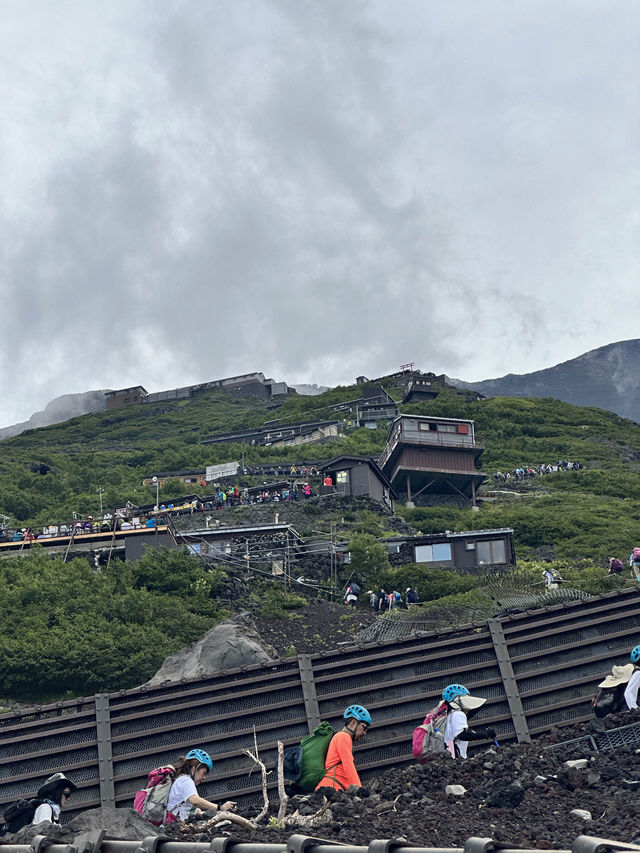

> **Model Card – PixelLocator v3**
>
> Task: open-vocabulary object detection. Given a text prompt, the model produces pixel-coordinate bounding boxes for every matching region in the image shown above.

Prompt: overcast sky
[1,0,638,427]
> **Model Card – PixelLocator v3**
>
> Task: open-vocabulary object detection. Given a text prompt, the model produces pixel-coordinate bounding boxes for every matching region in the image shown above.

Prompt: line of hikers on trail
[5,645,640,834]
[492,460,583,483]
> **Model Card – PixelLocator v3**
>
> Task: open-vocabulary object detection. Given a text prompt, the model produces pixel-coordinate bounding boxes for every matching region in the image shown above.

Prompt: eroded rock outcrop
[146,612,278,685]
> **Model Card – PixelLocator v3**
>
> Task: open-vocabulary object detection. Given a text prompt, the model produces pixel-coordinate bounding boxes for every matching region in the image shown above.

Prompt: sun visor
[458,695,486,712]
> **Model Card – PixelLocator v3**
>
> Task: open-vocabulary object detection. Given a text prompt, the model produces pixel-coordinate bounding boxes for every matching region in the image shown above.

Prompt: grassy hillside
[1,381,640,562]
[1,379,640,702]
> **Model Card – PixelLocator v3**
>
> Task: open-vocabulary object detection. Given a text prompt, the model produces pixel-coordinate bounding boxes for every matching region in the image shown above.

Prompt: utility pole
[96,487,104,517]
[285,530,290,592]
[330,522,337,601]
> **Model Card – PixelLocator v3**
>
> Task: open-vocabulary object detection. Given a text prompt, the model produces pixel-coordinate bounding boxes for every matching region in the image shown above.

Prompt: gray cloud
[1,0,638,425]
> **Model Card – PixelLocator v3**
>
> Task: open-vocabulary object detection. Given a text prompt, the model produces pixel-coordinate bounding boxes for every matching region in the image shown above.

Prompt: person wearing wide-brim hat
[441,685,496,759]
[33,773,77,824]
[592,663,635,718]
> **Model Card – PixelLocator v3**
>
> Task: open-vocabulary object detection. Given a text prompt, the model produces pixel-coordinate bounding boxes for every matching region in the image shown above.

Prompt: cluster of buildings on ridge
[4,366,512,573]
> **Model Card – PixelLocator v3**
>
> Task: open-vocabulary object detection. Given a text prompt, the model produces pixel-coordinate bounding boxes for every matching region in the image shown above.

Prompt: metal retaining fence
[0,833,639,853]
[1,588,639,821]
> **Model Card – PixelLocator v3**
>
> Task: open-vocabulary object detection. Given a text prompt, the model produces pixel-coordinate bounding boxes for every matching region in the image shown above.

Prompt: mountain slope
[452,339,640,422]
[0,391,108,439]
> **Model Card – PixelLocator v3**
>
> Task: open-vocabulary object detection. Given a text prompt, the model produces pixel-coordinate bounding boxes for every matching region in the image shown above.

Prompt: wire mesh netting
[356,570,591,642]
[544,721,640,754]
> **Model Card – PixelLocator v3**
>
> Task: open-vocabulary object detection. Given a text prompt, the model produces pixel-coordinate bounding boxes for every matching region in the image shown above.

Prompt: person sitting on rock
[32,773,77,824]
[441,684,496,759]
[165,749,235,823]
[316,705,370,791]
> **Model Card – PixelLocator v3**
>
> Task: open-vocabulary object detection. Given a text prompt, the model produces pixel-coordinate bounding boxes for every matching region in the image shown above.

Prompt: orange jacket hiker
[315,731,361,791]
[315,704,371,791]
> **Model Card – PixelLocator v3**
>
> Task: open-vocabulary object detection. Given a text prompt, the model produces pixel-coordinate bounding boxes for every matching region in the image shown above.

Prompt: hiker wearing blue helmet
[441,684,496,759]
[624,646,640,710]
[316,704,371,791]
[166,749,236,822]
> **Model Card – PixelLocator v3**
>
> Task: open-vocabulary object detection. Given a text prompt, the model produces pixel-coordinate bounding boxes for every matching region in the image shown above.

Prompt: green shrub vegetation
[0,547,226,701]
[250,583,308,620]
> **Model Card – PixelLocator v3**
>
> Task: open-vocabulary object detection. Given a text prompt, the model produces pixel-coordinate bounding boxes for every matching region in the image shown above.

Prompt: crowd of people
[492,460,583,483]
[0,478,320,546]
[362,586,420,611]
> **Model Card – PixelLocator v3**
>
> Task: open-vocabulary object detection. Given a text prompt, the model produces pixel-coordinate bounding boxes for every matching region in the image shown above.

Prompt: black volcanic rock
[452,339,640,422]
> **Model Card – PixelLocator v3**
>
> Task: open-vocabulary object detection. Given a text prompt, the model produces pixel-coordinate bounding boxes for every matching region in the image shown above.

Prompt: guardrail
[1,588,639,821]
[1,833,639,853]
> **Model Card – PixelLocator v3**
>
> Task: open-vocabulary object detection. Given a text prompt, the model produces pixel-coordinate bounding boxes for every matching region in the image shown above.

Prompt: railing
[0,834,638,853]
[379,430,479,470]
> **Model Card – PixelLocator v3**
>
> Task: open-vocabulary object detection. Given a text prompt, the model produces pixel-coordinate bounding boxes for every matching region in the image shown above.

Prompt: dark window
[476,540,506,564]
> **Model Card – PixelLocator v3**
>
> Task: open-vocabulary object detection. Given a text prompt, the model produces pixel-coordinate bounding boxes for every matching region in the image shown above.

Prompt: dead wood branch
[277,740,289,821]
[242,727,271,822]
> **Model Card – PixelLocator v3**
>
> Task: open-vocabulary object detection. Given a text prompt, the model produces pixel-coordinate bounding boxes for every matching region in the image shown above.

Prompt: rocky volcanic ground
[160,711,640,848]
[5,714,640,849]
[250,597,376,656]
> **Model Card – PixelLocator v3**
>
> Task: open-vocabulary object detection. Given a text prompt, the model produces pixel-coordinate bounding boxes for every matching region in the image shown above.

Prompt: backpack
[2,798,44,834]
[633,548,640,561]
[412,705,449,763]
[350,582,361,596]
[133,765,175,825]
[283,720,335,792]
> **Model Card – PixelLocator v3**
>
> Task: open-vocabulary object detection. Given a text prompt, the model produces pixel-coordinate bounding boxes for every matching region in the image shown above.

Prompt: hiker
[377,588,388,613]
[624,646,640,710]
[367,590,379,612]
[607,557,624,576]
[542,568,563,589]
[166,749,235,822]
[33,773,77,824]
[441,684,496,759]
[406,587,420,604]
[592,663,635,717]
[323,475,333,487]
[389,590,402,610]
[629,548,640,581]
[344,585,358,608]
[316,705,371,791]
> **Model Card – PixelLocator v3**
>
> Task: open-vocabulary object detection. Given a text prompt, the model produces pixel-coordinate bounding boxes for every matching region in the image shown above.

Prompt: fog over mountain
[0,391,108,440]
[451,339,640,423]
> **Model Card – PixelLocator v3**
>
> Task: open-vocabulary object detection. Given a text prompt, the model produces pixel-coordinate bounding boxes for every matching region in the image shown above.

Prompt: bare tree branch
[242,726,271,822]
[277,740,289,821]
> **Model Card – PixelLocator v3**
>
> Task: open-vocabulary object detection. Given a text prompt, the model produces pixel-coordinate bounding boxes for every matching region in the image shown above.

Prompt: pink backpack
[133,765,175,825]
[633,548,640,561]
[412,703,448,763]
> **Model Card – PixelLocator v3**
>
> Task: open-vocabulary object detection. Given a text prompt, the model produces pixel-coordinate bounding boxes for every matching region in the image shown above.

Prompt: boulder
[445,785,466,796]
[146,612,278,684]
[6,808,157,843]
